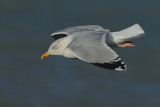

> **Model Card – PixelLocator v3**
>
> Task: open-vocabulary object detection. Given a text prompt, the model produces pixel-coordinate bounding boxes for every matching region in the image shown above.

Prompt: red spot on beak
[41,52,51,60]
[43,56,47,59]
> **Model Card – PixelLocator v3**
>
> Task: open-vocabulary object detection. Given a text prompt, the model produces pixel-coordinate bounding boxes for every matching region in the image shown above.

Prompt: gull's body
[42,24,145,71]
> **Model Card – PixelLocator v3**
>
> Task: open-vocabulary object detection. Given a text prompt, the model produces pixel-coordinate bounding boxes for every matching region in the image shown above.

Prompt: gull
[41,24,145,71]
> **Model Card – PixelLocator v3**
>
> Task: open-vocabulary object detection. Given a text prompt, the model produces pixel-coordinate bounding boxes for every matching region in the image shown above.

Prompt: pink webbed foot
[117,41,135,47]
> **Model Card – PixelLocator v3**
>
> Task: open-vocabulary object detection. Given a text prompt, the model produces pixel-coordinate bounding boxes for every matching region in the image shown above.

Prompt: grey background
[0,0,160,107]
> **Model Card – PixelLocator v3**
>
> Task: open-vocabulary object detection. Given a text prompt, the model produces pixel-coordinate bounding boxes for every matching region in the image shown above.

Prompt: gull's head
[41,40,62,60]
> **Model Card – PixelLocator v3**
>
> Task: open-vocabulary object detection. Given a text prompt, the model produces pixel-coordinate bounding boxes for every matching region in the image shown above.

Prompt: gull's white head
[41,39,64,59]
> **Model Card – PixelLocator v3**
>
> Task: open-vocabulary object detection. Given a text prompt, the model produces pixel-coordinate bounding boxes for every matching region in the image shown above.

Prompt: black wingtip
[51,34,68,40]
[91,58,127,71]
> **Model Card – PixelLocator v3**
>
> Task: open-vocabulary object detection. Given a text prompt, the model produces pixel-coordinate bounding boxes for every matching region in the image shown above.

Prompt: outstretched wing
[67,31,126,71]
[51,25,105,40]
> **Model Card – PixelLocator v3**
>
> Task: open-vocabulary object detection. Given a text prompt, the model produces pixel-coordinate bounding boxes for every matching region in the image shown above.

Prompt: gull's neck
[56,37,76,58]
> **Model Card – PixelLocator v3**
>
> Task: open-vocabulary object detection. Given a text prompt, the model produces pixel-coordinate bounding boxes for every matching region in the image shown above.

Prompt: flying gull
[41,24,145,71]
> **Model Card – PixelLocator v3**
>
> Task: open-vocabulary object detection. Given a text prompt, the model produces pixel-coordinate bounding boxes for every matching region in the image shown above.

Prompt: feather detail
[111,24,145,44]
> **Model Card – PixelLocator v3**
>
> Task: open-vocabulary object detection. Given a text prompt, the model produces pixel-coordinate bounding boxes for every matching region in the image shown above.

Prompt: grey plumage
[48,24,145,71]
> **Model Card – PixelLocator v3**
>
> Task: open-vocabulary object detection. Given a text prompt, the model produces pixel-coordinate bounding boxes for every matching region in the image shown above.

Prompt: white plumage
[111,24,145,44]
[41,24,145,71]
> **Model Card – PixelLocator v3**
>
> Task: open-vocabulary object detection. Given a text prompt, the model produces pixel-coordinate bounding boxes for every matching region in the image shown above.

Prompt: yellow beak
[41,52,51,60]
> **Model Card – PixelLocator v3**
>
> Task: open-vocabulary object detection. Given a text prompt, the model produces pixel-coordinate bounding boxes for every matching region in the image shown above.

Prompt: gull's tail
[111,24,145,44]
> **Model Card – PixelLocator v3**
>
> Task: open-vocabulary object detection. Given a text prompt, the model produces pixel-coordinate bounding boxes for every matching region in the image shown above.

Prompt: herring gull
[41,24,145,71]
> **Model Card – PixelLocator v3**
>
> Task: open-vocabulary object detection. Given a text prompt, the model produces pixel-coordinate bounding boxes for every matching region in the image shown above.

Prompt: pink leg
[117,42,135,47]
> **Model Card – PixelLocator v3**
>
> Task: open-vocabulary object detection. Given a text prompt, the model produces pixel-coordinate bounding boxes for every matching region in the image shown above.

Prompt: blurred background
[0,0,160,107]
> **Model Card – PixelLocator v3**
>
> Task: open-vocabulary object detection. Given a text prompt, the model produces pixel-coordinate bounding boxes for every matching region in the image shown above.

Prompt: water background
[0,0,160,107]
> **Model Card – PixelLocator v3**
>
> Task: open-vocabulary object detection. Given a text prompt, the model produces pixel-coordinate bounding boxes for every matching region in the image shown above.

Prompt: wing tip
[92,62,127,71]
[91,57,127,71]
[51,33,68,40]
[115,64,127,71]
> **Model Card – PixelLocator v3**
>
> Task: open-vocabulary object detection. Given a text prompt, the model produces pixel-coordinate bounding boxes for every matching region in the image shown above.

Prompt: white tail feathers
[111,24,145,44]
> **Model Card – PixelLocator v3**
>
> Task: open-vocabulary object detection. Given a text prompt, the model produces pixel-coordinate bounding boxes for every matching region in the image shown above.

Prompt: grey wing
[67,31,127,71]
[51,25,105,40]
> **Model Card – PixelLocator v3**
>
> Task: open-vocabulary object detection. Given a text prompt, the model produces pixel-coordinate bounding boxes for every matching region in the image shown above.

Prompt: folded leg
[117,41,135,47]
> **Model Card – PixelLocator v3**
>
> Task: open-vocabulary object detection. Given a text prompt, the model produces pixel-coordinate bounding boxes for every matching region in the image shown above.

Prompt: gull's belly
[63,48,77,58]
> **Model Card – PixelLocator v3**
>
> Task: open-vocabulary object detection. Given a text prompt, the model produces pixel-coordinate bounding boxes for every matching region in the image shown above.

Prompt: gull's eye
[52,46,57,49]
